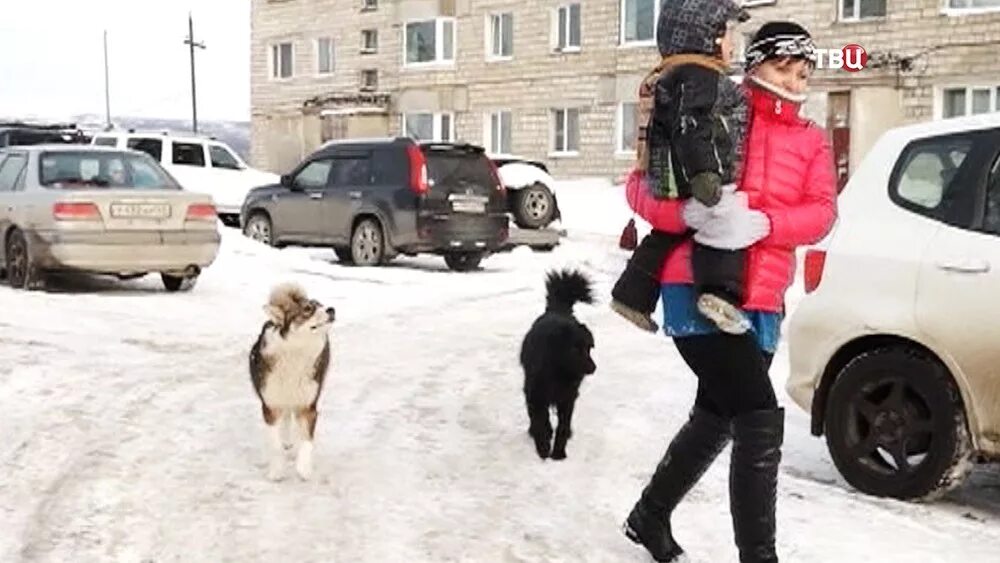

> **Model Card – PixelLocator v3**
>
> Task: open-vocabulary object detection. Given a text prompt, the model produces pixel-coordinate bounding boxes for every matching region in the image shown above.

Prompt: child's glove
[683,185,739,229]
[689,172,723,206]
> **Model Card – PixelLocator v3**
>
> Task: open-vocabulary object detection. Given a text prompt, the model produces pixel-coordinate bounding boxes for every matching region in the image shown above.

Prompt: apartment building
[250,0,730,179]
[742,0,1000,189]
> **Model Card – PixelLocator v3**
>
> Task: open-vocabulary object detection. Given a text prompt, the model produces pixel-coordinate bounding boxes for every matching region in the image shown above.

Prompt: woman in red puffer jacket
[621,22,837,563]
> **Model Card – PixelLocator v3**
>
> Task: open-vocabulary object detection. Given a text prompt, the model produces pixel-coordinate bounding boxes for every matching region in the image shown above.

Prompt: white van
[91,131,278,225]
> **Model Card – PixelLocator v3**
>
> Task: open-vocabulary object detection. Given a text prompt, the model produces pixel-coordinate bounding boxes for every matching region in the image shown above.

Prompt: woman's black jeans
[673,332,777,418]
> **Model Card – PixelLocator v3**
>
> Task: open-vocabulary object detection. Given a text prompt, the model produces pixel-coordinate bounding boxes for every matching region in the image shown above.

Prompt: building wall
[251,0,665,178]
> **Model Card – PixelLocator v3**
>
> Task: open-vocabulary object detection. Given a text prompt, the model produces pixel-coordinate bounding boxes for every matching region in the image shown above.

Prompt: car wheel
[162,273,198,292]
[512,183,556,229]
[334,247,354,264]
[444,252,484,272]
[4,229,44,290]
[243,213,275,246]
[824,347,973,501]
[351,219,384,267]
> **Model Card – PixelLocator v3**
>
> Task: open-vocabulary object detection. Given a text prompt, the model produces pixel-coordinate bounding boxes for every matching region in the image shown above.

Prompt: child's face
[752,57,813,95]
[717,27,735,65]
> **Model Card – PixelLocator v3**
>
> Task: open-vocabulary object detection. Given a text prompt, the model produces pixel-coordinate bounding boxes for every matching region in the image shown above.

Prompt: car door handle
[308,192,324,200]
[349,191,362,199]
[935,259,991,274]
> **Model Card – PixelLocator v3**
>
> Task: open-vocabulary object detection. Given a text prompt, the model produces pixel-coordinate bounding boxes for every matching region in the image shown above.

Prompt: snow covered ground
[2,180,1000,562]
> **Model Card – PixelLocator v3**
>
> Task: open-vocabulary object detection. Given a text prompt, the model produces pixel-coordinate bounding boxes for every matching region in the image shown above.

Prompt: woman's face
[752,57,813,95]
[717,27,735,65]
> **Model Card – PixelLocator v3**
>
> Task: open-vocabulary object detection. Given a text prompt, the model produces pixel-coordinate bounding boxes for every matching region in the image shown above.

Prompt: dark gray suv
[240,138,510,271]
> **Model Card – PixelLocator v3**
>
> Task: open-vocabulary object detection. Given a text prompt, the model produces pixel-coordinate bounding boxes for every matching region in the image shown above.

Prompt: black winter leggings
[674,333,777,419]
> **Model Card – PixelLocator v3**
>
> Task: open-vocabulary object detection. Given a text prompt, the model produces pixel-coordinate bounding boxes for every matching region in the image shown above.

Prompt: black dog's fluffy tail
[545,269,594,313]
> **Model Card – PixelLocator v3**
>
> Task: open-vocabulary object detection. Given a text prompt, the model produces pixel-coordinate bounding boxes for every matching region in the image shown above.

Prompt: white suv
[786,112,1000,501]
[91,131,278,225]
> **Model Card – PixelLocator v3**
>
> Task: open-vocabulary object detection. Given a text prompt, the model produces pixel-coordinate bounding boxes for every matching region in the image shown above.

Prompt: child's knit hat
[743,21,818,72]
[657,0,750,58]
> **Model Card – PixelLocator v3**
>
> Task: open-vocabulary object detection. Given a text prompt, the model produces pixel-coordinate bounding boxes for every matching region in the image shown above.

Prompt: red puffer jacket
[626,82,838,313]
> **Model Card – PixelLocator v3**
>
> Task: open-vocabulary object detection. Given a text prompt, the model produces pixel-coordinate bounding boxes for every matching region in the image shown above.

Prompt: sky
[0,0,251,123]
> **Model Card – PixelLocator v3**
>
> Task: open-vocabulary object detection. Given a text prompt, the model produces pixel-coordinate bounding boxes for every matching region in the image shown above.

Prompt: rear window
[39,151,178,190]
[424,148,496,188]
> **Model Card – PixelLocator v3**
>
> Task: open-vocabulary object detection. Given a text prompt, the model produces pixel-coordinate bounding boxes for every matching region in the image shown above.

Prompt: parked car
[0,121,89,148]
[90,130,278,226]
[240,138,509,272]
[490,155,561,229]
[786,112,1000,501]
[0,145,220,291]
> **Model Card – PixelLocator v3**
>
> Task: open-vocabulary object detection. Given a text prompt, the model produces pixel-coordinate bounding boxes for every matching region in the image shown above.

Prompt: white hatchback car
[91,131,278,226]
[787,112,1000,501]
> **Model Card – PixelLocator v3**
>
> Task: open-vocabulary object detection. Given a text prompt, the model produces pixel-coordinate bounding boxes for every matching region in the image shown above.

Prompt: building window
[317,38,334,74]
[617,102,639,153]
[947,0,1000,13]
[270,42,293,79]
[487,13,514,59]
[485,111,513,155]
[362,29,378,53]
[362,0,377,11]
[554,3,581,52]
[621,0,658,45]
[942,86,1000,118]
[361,69,378,91]
[405,18,456,66]
[403,112,454,142]
[839,0,887,21]
[552,108,580,154]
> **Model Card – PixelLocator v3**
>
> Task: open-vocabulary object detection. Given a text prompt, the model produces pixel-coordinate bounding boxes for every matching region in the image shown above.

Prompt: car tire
[334,247,354,264]
[243,213,275,247]
[4,229,44,290]
[162,273,198,292]
[824,346,973,501]
[512,183,556,230]
[350,219,385,267]
[444,252,484,272]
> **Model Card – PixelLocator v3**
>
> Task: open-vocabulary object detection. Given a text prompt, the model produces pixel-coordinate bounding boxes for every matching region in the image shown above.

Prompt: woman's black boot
[623,408,732,562]
[730,408,784,563]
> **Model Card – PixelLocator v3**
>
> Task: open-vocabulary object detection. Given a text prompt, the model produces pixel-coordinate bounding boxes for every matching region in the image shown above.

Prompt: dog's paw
[267,465,286,482]
[534,443,551,460]
[550,449,567,461]
[295,441,314,480]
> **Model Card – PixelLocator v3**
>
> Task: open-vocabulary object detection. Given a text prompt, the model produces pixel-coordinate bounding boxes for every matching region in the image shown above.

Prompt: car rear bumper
[786,297,835,416]
[414,213,510,253]
[29,229,220,274]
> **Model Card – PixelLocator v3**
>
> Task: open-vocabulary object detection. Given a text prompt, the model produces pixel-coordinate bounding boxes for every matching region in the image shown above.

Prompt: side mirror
[280,174,295,188]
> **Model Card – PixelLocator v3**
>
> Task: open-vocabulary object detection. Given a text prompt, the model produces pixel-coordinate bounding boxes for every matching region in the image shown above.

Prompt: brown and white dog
[249,282,335,481]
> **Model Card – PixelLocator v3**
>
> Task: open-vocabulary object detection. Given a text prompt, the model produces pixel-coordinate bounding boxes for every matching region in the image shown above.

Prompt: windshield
[39,151,179,189]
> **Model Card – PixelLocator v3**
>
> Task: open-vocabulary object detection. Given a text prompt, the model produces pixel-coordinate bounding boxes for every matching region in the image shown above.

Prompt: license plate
[110,203,171,219]
[449,194,487,214]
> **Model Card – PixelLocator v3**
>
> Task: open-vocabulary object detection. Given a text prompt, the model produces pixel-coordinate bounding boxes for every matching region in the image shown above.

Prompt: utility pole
[183,12,206,134]
[103,30,112,130]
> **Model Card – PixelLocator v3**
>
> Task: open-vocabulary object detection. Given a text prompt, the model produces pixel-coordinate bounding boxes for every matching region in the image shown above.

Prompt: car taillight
[488,159,505,194]
[53,202,100,221]
[186,203,217,221]
[406,144,429,196]
[804,249,827,294]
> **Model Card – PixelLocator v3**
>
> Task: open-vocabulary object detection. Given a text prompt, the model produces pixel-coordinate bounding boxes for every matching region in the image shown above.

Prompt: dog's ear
[263,304,284,326]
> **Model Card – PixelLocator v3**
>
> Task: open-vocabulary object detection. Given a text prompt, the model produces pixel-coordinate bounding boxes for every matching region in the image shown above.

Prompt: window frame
[616,102,639,155]
[486,12,514,61]
[171,141,208,168]
[939,85,1000,119]
[208,144,245,170]
[0,152,27,192]
[361,29,379,54]
[838,0,888,22]
[551,107,580,156]
[361,0,378,12]
[270,41,294,80]
[553,3,582,53]
[316,37,335,75]
[403,18,457,68]
[484,110,513,156]
[360,69,379,91]
[943,0,1000,17]
[292,157,335,189]
[401,112,455,142]
[620,0,659,47]
[126,137,165,162]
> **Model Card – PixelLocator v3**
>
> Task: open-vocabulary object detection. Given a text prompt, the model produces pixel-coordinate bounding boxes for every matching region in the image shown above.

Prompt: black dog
[519,269,596,460]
